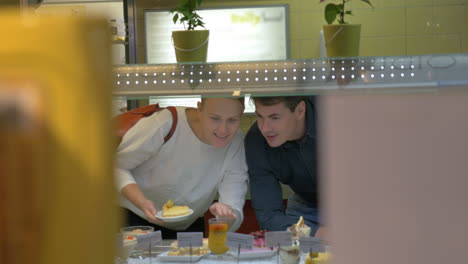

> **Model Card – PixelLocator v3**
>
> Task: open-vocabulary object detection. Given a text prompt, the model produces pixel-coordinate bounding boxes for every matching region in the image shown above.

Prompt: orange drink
[208,218,229,254]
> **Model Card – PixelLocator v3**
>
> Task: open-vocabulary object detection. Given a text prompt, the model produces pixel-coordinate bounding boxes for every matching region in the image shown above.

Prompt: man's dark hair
[252,96,307,112]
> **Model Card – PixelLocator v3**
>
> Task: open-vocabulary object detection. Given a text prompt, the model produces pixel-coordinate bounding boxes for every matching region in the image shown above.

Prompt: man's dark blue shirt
[244,97,319,231]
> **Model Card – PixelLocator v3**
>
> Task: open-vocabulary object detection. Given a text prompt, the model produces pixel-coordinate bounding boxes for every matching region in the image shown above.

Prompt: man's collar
[303,97,317,140]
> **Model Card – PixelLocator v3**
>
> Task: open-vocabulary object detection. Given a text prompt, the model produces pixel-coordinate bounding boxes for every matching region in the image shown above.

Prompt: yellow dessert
[168,239,209,256]
[305,252,332,264]
[162,200,191,217]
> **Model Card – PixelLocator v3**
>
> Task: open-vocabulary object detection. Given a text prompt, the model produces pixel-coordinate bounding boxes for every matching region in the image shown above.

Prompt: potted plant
[320,0,373,57]
[170,0,209,63]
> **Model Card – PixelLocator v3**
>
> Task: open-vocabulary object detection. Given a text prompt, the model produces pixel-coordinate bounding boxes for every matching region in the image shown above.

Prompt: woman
[115,97,247,239]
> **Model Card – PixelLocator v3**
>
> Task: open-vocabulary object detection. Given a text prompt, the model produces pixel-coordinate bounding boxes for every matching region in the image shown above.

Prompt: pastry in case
[280,216,312,264]
[118,236,137,260]
[167,239,209,256]
[288,216,311,239]
[228,230,275,259]
[120,226,154,237]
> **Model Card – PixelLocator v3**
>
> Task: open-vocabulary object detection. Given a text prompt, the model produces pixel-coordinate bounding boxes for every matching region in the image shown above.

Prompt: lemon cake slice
[162,200,190,217]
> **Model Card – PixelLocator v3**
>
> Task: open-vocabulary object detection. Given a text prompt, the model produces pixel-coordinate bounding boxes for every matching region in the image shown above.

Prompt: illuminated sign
[145,5,289,63]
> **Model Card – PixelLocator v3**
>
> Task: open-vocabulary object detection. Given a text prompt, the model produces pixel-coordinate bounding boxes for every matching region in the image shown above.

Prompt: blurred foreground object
[0,9,118,264]
[319,92,468,264]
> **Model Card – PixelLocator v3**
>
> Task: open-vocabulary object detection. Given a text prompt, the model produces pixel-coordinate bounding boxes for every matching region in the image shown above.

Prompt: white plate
[229,248,276,259]
[158,251,208,262]
[155,209,194,223]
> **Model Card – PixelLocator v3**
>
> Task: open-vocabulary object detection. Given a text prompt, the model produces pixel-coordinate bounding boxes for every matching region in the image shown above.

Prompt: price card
[265,231,293,247]
[299,237,326,253]
[137,231,162,247]
[226,232,254,249]
[177,232,203,247]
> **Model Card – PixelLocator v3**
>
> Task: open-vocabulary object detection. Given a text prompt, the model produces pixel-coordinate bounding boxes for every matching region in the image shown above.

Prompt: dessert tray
[158,251,208,262]
[228,247,276,259]
[155,209,194,223]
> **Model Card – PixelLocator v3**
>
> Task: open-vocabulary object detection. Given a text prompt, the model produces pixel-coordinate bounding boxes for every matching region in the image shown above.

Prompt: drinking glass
[208,218,229,254]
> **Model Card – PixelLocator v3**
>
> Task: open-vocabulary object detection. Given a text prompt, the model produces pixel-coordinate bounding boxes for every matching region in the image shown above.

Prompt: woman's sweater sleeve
[114,109,173,192]
[217,132,249,231]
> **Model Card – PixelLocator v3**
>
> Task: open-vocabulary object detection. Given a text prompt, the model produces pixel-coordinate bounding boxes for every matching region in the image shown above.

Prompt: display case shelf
[113,53,468,98]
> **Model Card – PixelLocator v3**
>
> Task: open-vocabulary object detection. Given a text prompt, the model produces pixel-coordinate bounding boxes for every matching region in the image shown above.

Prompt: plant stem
[340,0,345,24]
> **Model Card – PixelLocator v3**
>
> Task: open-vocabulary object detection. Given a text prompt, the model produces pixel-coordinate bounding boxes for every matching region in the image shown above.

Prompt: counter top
[123,240,310,264]
[126,252,308,264]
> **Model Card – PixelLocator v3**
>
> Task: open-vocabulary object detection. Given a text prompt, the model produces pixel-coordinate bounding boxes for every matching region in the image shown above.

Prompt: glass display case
[113,53,468,99]
[113,54,468,264]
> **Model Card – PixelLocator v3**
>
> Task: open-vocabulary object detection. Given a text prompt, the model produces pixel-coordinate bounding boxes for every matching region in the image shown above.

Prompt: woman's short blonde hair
[200,97,245,108]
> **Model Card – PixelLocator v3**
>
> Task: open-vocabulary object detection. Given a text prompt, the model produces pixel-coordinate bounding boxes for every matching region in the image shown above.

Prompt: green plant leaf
[170,0,206,30]
[360,0,373,8]
[324,3,338,24]
[335,3,346,24]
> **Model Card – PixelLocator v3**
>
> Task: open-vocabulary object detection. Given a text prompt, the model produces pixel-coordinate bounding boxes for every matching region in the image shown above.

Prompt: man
[245,96,324,237]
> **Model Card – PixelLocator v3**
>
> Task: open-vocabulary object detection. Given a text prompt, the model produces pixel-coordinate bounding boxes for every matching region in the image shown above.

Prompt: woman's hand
[121,183,163,225]
[209,202,237,218]
[140,199,164,225]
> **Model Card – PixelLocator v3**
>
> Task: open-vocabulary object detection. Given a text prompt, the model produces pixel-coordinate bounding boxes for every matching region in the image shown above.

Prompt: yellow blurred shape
[0,8,117,264]
[305,252,332,264]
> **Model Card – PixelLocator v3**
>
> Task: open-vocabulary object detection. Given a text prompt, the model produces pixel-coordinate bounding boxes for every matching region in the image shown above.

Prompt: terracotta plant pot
[172,30,209,63]
[323,24,361,58]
